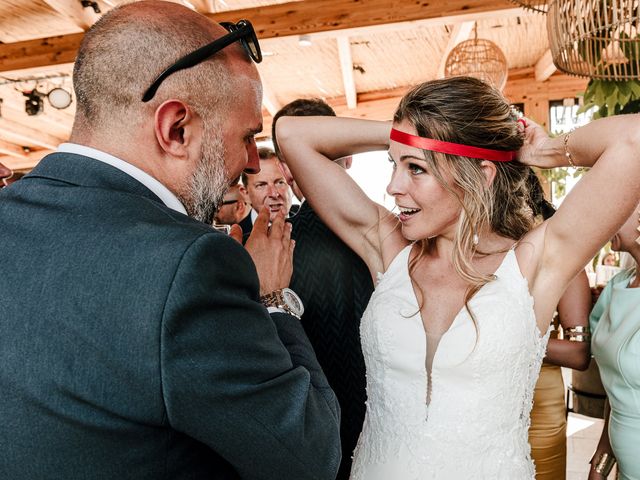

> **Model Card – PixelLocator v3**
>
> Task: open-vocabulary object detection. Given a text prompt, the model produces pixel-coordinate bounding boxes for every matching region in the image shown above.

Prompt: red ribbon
[390,128,517,162]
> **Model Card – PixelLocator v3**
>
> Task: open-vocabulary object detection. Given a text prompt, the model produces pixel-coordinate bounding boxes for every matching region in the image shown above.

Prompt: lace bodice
[350,246,549,480]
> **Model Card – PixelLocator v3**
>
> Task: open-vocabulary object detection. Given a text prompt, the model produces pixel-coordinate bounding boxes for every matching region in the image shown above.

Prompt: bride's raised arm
[520,115,640,295]
[275,116,396,271]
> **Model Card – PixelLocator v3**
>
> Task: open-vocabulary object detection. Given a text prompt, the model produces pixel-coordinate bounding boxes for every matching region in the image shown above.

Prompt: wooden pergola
[0,0,588,171]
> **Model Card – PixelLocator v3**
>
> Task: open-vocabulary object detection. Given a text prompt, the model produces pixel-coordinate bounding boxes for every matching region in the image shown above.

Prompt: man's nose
[266,184,280,198]
[243,140,260,174]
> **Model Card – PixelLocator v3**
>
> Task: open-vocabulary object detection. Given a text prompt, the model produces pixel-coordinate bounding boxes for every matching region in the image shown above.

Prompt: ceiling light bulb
[47,87,73,109]
[298,35,312,47]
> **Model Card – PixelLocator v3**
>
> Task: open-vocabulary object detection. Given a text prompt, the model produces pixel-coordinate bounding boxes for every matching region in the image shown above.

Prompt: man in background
[214,183,252,230]
[240,146,293,241]
[0,3,340,479]
[272,98,374,480]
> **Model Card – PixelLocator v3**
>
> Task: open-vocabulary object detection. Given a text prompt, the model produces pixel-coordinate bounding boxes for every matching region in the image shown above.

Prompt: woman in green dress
[589,201,640,480]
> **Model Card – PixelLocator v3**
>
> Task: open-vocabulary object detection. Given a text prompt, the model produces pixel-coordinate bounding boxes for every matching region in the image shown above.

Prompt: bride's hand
[516,117,558,169]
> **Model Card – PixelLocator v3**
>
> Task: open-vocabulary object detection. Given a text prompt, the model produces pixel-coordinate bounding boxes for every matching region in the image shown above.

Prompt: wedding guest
[272,98,374,480]
[276,76,640,478]
[526,169,591,480]
[0,2,340,479]
[214,183,252,226]
[589,201,640,480]
[601,252,617,266]
[240,147,293,242]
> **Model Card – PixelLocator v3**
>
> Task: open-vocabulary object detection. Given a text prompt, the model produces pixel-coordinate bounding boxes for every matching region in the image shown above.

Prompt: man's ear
[479,160,497,187]
[154,99,199,159]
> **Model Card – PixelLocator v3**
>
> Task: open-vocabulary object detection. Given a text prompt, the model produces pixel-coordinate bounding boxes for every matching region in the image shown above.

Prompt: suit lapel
[26,152,165,207]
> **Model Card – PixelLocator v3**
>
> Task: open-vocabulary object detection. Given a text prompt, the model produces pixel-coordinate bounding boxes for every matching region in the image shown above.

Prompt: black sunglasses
[220,199,239,206]
[142,19,262,102]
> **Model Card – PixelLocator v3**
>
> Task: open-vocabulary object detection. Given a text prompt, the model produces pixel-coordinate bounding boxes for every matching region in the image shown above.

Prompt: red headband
[390,128,517,162]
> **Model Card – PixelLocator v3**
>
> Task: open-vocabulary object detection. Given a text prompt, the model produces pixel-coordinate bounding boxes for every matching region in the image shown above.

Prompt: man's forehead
[249,159,283,181]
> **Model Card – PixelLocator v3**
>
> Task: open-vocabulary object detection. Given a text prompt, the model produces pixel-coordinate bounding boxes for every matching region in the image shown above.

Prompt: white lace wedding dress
[350,245,550,480]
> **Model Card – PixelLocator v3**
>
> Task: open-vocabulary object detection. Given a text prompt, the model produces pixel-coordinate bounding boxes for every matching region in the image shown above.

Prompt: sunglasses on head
[142,19,262,102]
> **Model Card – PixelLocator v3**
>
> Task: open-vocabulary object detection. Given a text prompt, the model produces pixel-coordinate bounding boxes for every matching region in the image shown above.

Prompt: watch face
[282,288,304,316]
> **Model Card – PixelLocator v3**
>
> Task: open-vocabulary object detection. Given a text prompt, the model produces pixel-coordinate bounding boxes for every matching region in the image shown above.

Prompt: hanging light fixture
[444,23,508,91]
[47,87,73,109]
[548,0,640,80]
[509,0,548,14]
[23,89,44,116]
[298,35,312,47]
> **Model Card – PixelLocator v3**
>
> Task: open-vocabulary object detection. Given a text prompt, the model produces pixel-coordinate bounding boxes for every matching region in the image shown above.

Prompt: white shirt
[57,143,187,215]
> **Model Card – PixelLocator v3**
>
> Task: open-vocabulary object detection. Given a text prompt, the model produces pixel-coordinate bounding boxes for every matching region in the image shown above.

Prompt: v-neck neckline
[405,244,514,339]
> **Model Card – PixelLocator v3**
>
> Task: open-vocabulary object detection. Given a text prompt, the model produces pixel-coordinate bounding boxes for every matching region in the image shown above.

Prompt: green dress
[590,268,640,480]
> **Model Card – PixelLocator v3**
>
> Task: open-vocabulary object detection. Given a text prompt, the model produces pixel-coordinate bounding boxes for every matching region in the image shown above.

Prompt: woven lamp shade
[548,0,640,79]
[510,0,548,13]
[444,38,508,90]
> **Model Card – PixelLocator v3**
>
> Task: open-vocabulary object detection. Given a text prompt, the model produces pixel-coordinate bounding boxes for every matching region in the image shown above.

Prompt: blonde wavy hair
[393,77,533,320]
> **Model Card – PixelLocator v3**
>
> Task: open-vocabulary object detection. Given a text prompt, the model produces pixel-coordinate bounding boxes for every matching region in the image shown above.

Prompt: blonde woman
[588,202,640,480]
[276,77,640,479]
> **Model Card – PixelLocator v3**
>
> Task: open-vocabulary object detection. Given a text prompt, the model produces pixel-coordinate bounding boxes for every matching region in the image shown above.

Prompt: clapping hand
[244,206,295,296]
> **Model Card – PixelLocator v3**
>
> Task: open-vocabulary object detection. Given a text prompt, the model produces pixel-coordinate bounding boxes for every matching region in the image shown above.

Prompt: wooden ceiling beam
[0,0,521,73]
[261,82,282,117]
[0,33,85,74]
[534,49,557,82]
[0,138,28,159]
[438,21,475,78]
[337,37,357,110]
[42,0,101,31]
[184,0,212,13]
[0,118,64,150]
[211,0,521,39]
[0,150,52,171]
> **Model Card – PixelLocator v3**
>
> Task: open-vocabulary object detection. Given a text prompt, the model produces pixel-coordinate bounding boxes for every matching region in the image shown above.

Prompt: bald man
[0,3,340,479]
[214,184,252,226]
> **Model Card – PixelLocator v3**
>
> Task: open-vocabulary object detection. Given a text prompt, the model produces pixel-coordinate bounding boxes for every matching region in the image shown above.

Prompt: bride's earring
[473,233,479,246]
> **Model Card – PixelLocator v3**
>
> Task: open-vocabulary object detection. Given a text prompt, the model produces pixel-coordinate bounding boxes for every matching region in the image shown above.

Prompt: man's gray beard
[180,129,228,224]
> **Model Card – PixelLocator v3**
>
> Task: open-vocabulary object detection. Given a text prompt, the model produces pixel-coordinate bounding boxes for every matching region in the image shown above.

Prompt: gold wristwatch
[260,288,304,319]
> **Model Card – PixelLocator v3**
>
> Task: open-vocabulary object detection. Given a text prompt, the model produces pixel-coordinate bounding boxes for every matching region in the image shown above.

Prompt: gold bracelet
[564,325,591,342]
[564,130,577,168]
[568,334,590,342]
[593,452,616,476]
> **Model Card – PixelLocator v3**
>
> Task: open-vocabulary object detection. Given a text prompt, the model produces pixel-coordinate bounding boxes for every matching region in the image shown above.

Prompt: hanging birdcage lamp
[509,0,548,14]
[548,0,640,80]
[444,23,508,91]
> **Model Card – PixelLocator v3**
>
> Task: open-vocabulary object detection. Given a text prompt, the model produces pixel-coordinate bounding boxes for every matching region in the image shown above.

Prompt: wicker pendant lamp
[444,24,508,90]
[548,0,640,79]
[510,0,548,14]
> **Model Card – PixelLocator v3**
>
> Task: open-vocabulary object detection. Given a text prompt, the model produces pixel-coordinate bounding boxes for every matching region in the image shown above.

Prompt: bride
[275,76,640,479]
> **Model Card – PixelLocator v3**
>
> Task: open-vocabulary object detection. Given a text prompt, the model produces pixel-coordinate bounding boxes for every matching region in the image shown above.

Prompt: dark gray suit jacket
[0,153,340,480]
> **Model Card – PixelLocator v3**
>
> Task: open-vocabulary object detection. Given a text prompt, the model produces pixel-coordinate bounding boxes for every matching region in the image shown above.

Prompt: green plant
[578,79,640,118]
[539,165,583,200]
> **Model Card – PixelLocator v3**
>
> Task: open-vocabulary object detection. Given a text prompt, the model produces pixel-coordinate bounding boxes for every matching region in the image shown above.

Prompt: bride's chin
[400,226,428,242]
